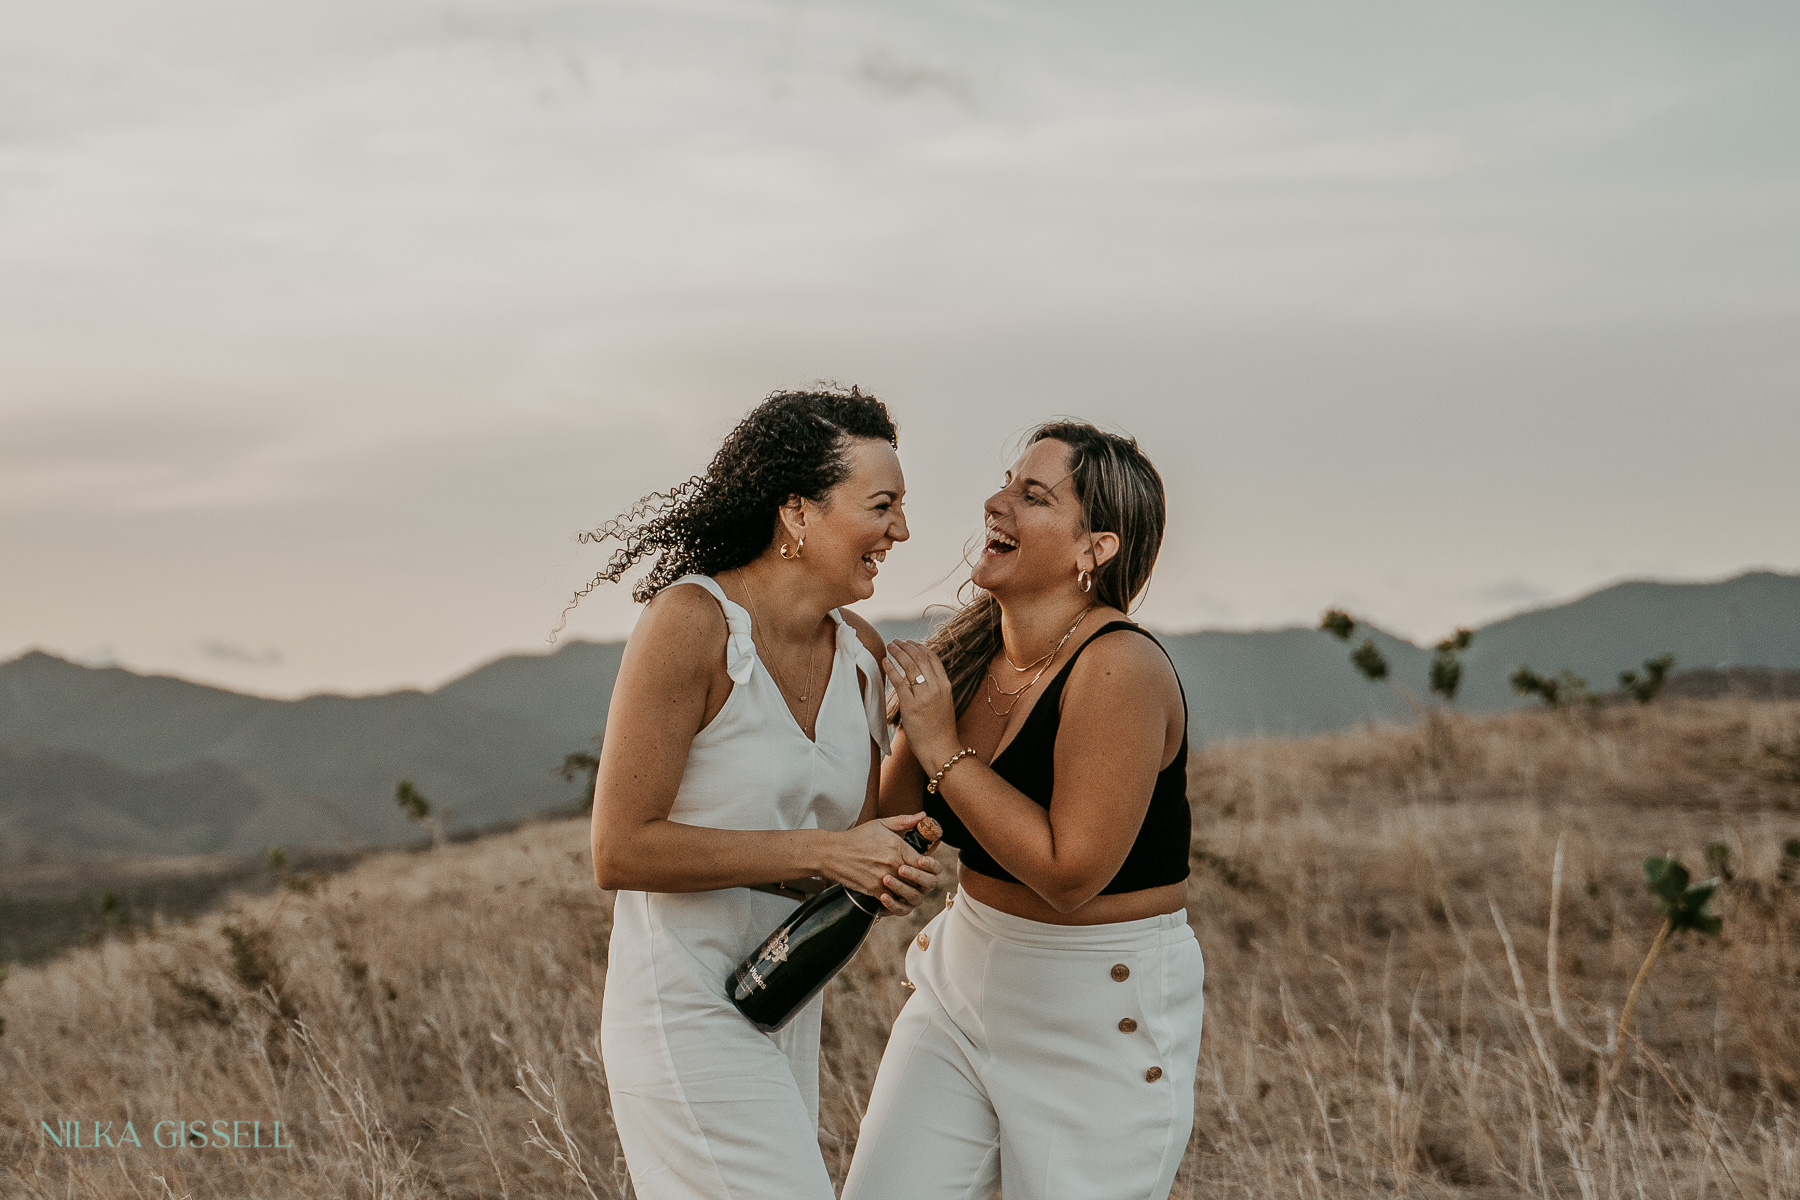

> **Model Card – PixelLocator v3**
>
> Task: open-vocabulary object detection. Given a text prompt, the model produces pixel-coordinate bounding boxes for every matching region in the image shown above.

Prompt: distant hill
[1448,571,1800,710]
[1160,626,1426,741]
[3,569,1796,857]
[434,639,624,752]
[0,742,273,858]
[1169,569,1800,738]
[0,652,583,857]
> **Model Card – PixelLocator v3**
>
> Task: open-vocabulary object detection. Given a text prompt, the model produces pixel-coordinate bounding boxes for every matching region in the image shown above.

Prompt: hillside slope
[3,569,1795,854]
[3,700,1794,1197]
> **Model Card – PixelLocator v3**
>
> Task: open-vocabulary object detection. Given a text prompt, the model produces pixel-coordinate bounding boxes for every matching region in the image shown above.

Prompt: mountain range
[3,570,1796,861]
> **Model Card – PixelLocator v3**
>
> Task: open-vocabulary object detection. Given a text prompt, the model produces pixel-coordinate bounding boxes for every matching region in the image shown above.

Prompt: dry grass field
[3,698,1798,1199]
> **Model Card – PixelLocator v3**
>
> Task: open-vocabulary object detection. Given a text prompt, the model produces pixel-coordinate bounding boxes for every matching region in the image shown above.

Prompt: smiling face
[973,438,1111,599]
[784,436,909,605]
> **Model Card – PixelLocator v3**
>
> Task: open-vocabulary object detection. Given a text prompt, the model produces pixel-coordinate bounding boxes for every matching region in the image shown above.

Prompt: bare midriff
[956,864,1188,926]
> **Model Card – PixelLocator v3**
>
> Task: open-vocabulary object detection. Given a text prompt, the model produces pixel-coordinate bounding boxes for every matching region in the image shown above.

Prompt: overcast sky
[4,0,1797,697]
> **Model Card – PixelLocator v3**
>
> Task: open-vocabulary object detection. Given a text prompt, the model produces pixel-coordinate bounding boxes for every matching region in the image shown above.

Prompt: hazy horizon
[11,563,1795,703]
[6,1,1798,696]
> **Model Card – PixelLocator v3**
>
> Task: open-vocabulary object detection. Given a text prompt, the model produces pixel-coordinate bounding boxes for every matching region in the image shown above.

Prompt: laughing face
[973,438,1093,597]
[791,437,909,605]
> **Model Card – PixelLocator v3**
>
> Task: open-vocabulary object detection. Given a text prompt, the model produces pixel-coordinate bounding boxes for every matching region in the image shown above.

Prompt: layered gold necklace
[738,573,827,704]
[984,606,1095,717]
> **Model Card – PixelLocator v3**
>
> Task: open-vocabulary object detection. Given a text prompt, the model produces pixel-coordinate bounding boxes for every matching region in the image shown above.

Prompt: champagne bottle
[729,818,941,1032]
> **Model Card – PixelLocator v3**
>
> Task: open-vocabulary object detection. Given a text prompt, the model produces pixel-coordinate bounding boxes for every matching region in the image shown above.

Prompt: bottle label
[761,929,791,965]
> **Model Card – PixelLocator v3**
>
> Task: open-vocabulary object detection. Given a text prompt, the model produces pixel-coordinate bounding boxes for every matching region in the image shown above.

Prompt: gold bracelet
[926,748,978,794]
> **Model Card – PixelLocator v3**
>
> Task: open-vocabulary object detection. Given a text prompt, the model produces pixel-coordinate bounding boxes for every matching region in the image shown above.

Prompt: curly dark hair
[553,386,897,632]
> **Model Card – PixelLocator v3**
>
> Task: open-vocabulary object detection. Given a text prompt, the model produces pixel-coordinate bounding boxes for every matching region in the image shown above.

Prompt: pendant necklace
[739,574,826,704]
[984,605,1094,717]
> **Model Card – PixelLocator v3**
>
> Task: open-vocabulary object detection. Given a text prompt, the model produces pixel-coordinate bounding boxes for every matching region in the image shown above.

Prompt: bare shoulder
[1066,625,1179,700]
[629,582,728,679]
[837,608,889,662]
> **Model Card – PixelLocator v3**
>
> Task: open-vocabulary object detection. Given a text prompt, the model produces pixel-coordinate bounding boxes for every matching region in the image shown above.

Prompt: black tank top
[923,621,1191,895]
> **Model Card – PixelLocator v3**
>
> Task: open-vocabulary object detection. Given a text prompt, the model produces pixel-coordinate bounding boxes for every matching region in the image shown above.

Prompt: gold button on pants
[1145,1066,1164,1082]
[1118,1018,1138,1033]
[1110,963,1130,982]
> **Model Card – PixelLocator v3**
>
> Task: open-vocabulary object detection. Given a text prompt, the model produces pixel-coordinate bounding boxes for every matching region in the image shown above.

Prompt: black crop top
[923,622,1191,895]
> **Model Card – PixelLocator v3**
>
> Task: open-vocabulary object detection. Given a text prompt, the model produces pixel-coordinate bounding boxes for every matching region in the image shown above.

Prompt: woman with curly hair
[843,421,1202,1200]
[584,387,941,1200]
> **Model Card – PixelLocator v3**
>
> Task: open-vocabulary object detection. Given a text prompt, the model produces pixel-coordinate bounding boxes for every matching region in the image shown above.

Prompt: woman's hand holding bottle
[826,814,942,915]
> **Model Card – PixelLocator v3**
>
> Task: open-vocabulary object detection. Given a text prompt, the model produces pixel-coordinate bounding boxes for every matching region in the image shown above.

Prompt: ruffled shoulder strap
[830,610,893,757]
[668,575,757,685]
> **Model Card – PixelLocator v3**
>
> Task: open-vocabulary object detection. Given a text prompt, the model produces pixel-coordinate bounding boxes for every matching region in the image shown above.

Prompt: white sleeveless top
[599,576,892,1138]
[665,574,889,835]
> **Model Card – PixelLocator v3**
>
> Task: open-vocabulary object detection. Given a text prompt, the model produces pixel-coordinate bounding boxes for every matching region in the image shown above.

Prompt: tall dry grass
[2,698,1797,1198]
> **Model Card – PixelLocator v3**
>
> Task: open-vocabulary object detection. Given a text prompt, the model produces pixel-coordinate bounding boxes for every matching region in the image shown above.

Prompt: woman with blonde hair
[844,420,1201,1200]
[583,387,941,1200]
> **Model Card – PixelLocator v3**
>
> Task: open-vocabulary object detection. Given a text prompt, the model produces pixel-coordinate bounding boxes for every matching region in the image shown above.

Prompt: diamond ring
[913,674,926,685]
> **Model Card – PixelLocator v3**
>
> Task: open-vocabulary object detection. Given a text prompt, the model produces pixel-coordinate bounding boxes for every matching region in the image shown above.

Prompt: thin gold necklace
[984,606,1094,717]
[1003,641,1058,673]
[1003,589,1100,671]
[739,573,827,704]
[1000,618,1065,676]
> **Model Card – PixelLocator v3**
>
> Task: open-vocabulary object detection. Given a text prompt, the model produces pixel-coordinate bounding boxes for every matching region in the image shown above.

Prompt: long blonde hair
[918,421,1167,719]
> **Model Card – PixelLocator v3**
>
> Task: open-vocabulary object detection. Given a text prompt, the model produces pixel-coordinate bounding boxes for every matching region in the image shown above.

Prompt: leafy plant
[395,779,446,847]
[1321,610,1476,703]
[1511,666,1595,710]
[555,735,604,810]
[395,779,430,822]
[1320,610,1390,684]
[1644,854,1722,934]
[1349,639,1389,681]
[1429,628,1474,703]
[1589,854,1722,1143]
[1619,653,1676,704]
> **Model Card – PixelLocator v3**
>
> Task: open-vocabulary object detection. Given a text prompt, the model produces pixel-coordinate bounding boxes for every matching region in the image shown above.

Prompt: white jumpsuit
[599,575,889,1200]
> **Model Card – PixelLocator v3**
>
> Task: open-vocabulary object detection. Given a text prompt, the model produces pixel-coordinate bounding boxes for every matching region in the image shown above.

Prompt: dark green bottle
[729,818,941,1032]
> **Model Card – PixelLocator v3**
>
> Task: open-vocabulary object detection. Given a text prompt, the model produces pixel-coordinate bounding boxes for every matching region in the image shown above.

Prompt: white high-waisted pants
[842,891,1205,1200]
[601,888,835,1200]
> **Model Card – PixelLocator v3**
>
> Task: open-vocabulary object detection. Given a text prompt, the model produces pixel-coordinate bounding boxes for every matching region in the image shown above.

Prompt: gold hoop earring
[780,537,804,560]
[1077,568,1092,593]
[780,542,794,559]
